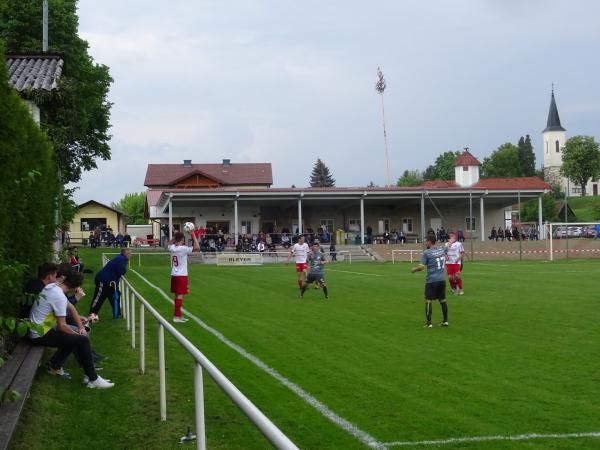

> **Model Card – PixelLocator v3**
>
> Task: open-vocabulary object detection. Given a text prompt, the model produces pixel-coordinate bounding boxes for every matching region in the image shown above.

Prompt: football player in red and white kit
[446,231,465,295]
[287,235,310,295]
[168,231,200,323]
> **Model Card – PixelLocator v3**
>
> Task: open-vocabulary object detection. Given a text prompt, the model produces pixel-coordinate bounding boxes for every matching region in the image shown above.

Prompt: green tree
[112,193,147,225]
[0,51,58,317]
[309,159,335,187]
[397,170,423,187]
[520,194,558,223]
[0,0,112,184]
[423,151,461,181]
[560,135,600,196]
[481,143,522,178]
[517,135,536,176]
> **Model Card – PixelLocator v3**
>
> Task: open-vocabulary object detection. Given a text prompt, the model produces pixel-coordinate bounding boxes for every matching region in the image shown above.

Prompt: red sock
[297,280,303,289]
[174,298,183,317]
[449,278,455,289]
[457,279,463,289]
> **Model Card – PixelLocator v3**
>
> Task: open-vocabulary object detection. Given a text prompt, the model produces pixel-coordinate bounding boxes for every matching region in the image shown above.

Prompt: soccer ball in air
[183,222,195,233]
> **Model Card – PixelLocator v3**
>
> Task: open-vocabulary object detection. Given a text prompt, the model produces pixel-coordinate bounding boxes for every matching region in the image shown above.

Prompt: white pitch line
[328,269,385,277]
[130,269,387,450]
[384,431,600,447]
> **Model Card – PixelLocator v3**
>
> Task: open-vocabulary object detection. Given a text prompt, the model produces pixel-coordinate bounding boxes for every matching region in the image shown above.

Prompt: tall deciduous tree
[560,135,600,196]
[0,0,112,184]
[397,170,423,187]
[309,159,335,187]
[517,135,536,176]
[481,143,522,178]
[423,151,461,181]
[112,193,147,225]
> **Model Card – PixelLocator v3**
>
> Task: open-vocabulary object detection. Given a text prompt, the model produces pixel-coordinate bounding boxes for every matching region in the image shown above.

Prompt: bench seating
[0,340,44,450]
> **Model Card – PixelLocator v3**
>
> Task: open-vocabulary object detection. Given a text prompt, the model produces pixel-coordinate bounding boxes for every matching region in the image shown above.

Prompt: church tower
[542,89,567,189]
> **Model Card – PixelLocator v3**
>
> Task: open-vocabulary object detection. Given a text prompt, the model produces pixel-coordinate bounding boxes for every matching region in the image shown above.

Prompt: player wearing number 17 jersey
[168,231,200,323]
[411,235,449,327]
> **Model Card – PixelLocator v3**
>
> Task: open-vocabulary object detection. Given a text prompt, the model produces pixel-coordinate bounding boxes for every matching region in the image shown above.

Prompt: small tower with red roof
[453,149,481,187]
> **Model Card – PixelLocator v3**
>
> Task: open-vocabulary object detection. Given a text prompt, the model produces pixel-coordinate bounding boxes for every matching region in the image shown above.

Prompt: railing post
[125,285,130,330]
[194,363,206,450]
[139,303,145,374]
[131,291,136,349]
[158,324,167,421]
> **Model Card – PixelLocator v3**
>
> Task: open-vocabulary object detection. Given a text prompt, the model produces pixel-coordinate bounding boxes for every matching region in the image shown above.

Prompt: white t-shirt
[29,283,68,338]
[292,242,309,263]
[169,244,194,276]
[447,241,465,264]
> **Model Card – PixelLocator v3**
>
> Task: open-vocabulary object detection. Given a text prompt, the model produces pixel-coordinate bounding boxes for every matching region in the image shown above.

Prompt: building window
[319,219,334,233]
[80,218,106,231]
[465,217,476,232]
[545,141,548,153]
[463,166,468,172]
[402,217,413,233]
[377,218,391,234]
[241,220,252,234]
[348,219,360,232]
[556,140,560,152]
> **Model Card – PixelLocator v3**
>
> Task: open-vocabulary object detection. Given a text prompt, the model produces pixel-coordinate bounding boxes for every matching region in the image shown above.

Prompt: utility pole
[43,0,48,52]
[375,67,392,187]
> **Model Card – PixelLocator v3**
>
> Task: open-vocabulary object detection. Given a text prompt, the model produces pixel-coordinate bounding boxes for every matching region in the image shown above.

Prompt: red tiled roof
[453,150,481,167]
[421,180,458,188]
[146,190,163,207]
[144,163,273,187]
[473,177,551,190]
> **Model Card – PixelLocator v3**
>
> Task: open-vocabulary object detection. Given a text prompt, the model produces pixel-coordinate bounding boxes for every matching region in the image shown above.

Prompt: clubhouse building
[144,151,551,245]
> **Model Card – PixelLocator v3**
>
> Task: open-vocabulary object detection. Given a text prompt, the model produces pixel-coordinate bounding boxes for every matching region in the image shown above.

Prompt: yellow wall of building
[69,203,123,243]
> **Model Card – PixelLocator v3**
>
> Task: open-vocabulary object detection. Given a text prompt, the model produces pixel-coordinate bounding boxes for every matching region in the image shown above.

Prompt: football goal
[547,222,600,261]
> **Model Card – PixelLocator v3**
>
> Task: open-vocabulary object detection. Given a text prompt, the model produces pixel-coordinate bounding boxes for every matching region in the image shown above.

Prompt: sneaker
[424,323,433,328]
[440,321,449,327]
[88,313,99,323]
[458,289,464,296]
[86,375,114,389]
[173,316,189,323]
[83,375,111,384]
[46,362,71,379]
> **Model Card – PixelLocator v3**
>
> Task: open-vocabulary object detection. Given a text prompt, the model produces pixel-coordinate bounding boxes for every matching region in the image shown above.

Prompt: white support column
[360,196,365,245]
[480,196,485,242]
[168,194,173,239]
[297,197,303,235]
[538,195,544,240]
[420,193,425,246]
[234,198,239,245]
[158,324,167,421]
[194,363,206,450]
[139,303,145,374]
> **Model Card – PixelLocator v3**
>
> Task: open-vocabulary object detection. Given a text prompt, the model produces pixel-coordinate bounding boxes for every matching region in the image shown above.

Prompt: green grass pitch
[11,251,600,449]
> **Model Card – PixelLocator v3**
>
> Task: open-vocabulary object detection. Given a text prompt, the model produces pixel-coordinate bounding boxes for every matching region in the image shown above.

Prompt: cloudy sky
[72,0,600,204]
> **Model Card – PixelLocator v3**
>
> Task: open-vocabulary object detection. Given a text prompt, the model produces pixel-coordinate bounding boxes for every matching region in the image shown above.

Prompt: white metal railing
[103,256,299,449]
[391,249,421,263]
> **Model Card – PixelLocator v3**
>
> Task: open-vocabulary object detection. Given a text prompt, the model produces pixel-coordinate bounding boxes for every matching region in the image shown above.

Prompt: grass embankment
[567,196,600,222]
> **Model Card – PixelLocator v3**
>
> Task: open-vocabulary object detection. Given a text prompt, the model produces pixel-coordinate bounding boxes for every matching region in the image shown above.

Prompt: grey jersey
[308,251,326,275]
[420,246,447,283]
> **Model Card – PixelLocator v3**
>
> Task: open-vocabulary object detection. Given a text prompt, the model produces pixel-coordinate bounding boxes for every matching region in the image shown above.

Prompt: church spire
[543,88,566,132]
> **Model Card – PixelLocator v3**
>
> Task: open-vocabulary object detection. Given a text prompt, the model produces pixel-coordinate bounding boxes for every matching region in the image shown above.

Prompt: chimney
[222,158,231,166]
[183,159,192,167]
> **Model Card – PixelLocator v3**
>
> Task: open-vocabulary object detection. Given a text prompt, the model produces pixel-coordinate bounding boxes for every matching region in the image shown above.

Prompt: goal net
[547,222,600,261]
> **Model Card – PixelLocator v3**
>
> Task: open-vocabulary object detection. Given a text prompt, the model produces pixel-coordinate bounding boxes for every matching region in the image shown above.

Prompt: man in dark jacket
[89,248,131,321]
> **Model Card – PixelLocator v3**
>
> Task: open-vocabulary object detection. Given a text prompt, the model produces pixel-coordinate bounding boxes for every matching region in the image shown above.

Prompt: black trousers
[31,329,97,380]
[89,281,119,315]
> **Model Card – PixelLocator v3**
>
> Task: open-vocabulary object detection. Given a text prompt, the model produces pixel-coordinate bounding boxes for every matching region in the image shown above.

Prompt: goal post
[548,222,600,261]
[391,249,421,264]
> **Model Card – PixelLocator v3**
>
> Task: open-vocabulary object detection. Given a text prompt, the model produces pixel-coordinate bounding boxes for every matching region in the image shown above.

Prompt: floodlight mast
[375,67,392,187]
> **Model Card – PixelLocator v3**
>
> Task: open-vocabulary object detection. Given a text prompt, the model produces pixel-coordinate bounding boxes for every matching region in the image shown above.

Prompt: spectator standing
[89,248,131,321]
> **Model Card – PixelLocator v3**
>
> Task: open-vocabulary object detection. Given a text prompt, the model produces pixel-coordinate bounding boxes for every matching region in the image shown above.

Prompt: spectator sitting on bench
[28,269,114,389]
[67,247,84,272]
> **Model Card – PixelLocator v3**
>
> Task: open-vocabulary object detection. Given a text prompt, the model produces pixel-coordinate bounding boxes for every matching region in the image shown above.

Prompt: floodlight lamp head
[375,67,386,94]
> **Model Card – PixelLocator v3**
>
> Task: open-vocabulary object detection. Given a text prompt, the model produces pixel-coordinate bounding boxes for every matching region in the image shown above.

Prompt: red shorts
[446,263,461,277]
[170,275,189,295]
[295,263,308,273]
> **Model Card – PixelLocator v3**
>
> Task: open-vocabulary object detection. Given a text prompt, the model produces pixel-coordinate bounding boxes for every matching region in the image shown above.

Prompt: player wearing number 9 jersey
[411,235,449,328]
[168,231,200,323]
